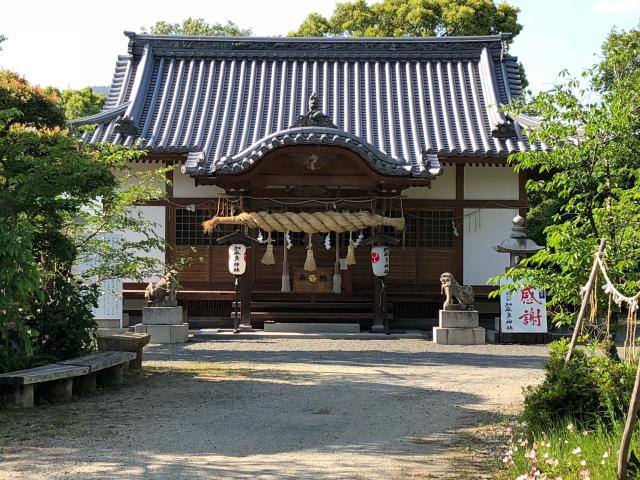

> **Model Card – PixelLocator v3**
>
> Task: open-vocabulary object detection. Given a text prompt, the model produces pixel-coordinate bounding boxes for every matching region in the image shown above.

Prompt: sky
[1,0,639,95]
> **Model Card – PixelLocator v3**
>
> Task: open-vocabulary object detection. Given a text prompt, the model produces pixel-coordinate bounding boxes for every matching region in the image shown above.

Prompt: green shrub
[28,276,99,362]
[522,339,636,430]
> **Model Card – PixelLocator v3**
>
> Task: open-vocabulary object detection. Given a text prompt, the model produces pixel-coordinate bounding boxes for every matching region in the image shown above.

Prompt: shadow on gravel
[146,338,547,370]
[0,338,542,479]
[0,361,500,479]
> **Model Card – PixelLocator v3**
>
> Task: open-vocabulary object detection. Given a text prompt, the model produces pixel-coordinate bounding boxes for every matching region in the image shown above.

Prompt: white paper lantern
[371,246,390,277]
[228,244,247,276]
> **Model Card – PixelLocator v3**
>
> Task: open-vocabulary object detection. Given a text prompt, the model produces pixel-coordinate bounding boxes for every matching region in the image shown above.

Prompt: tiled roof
[75,32,539,178]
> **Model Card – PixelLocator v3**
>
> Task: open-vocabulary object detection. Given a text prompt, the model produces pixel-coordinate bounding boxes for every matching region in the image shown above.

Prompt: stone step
[232,301,373,310]
[134,323,189,343]
[264,323,361,333]
[230,311,378,320]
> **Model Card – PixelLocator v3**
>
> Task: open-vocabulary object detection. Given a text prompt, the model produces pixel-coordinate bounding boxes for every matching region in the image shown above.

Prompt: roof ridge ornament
[289,93,337,129]
[114,116,138,136]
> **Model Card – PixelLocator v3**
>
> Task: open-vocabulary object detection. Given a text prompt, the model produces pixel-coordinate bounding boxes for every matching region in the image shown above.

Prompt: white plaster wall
[464,165,519,200]
[122,205,166,282]
[402,165,456,199]
[173,167,225,198]
[463,208,517,285]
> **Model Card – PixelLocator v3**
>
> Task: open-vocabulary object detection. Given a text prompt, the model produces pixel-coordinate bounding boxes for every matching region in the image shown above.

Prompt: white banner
[500,278,547,333]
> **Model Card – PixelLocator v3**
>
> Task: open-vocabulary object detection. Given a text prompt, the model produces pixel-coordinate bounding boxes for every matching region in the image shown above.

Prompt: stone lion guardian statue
[440,272,474,310]
[145,269,179,307]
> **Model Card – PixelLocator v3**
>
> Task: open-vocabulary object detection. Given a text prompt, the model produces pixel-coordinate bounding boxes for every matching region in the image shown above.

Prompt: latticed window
[175,208,211,246]
[403,210,454,248]
[175,208,238,246]
[175,208,453,248]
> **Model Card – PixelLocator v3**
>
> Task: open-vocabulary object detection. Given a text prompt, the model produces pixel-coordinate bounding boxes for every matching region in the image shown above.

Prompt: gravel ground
[0,335,548,479]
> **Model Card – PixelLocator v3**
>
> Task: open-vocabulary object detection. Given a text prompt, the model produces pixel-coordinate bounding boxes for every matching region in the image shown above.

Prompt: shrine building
[75,32,539,329]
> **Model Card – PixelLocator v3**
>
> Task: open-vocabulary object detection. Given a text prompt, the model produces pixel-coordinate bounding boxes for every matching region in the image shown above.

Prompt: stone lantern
[493,214,543,267]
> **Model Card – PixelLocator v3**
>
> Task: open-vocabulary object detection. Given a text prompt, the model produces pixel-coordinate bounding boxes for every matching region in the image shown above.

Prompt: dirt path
[0,336,548,479]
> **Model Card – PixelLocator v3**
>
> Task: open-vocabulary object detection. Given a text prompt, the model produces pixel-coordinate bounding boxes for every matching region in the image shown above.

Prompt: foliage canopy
[0,71,167,372]
[289,0,521,40]
[142,18,251,36]
[494,26,640,331]
[55,86,105,121]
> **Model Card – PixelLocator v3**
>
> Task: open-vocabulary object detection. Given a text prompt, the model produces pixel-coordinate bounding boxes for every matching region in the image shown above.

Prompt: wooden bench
[0,351,135,408]
[59,351,136,393]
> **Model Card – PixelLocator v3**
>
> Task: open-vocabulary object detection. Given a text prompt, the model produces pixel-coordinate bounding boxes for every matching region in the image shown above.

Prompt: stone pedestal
[433,310,485,345]
[134,306,188,344]
[142,306,183,325]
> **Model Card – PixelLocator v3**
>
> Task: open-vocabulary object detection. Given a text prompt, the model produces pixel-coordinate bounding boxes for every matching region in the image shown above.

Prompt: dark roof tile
[75,33,540,178]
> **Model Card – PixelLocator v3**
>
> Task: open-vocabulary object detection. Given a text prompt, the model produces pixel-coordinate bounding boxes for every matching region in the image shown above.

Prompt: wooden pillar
[344,265,353,294]
[239,247,253,329]
[455,163,465,281]
[240,274,252,326]
[518,170,528,219]
[165,164,174,265]
[371,277,386,333]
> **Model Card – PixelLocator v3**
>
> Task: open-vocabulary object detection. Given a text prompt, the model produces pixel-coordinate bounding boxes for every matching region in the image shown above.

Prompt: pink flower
[545,458,559,465]
[572,447,582,455]
[579,469,589,477]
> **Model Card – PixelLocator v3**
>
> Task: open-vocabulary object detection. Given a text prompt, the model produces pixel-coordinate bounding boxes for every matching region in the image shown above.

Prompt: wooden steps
[232,301,373,310]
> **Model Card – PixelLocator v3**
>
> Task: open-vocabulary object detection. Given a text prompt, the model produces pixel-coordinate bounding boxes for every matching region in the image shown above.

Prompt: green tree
[0,72,167,372]
[142,17,251,36]
[493,26,640,335]
[57,86,105,121]
[0,70,65,128]
[289,0,521,40]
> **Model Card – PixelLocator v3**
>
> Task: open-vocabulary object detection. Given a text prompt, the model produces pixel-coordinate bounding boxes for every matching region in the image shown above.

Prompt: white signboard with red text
[500,278,547,333]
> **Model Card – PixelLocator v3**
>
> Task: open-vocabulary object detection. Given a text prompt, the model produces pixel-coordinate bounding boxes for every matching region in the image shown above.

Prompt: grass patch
[496,417,640,479]
[144,361,250,378]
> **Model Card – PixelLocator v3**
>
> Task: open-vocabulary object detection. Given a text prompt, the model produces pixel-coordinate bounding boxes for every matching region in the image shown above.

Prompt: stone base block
[97,364,125,387]
[439,310,479,329]
[142,306,183,325]
[433,327,485,345]
[38,378,73,403]
[264,323,360,333]
[73,373,96,395]
[135,323,189,343]
[0,384,34,408]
